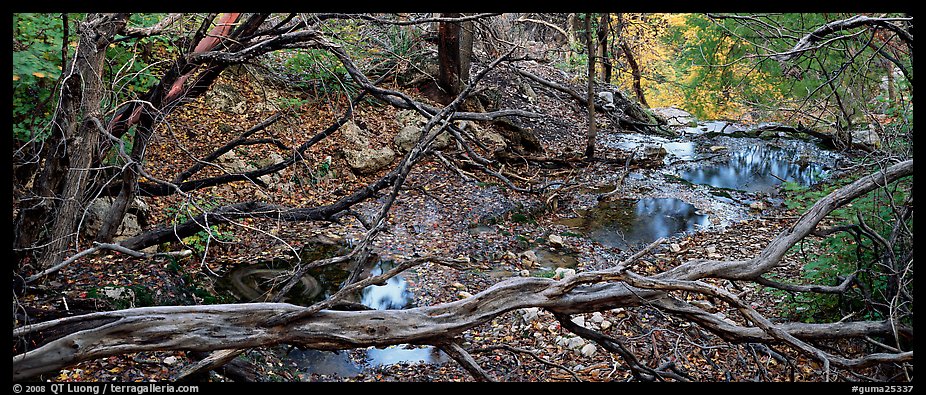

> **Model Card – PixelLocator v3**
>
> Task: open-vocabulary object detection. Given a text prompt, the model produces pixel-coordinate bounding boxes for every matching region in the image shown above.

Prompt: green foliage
[13,13,174,142]
[12,13,71,141]
[280,49,357,100]
[88,284,155,310]
[164,198,235,255]
[774,175,912,323]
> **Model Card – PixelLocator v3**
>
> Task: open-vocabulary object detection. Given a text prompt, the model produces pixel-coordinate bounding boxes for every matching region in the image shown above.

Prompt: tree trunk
[620,39,648,107]
[438,13,464,97]
[565,13,579,64]
[596,13,612,83]
[15,14,130,269]
[584,14,597,160]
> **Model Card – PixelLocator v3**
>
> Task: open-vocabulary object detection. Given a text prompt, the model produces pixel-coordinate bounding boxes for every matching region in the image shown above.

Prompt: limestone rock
[553,267,576,280]
[393,110,451,153]
[548,234,565,248]
[652,107,696,127]
[851,129,882,150]
[579,343,597,357]
[83,197,149,245]
[570,315,586,328]
[597,91,616,111]
[204,83,248,114]
[519,307,540,323]
[339,121,397,175]
[564,336,586,350]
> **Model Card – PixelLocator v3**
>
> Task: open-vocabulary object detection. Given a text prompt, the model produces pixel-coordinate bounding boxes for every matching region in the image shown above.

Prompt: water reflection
[361,261,413,310]
[679,141,827,193]
[558,198,709,249]
[366,345,450,366]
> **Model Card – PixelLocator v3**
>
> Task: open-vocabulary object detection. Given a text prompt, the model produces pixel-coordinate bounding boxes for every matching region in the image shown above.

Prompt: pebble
[669,243,681,253]
[579,343,597,357]
[163,356,179,366]
[522,250,538,264]
[590,312,604,323]
[565,337,586,349]
[519,307,540,323]
[570,315,586,328]
[519,269,531,277]
[553,267,576,280]
[548,234,565,248]
[750,201,766,211]
[457,291,473,299]
[600,320,612,330]
[451,282,466,290]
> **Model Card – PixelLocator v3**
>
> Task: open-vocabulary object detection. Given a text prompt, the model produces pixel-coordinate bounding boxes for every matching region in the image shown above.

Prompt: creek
[219,239,448,378]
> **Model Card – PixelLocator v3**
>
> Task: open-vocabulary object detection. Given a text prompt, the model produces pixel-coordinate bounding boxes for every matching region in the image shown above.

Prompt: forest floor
[26,59,877,383]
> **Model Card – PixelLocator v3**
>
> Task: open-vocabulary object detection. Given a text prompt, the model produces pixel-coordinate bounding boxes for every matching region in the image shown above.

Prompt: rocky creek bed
[197,120,851,382]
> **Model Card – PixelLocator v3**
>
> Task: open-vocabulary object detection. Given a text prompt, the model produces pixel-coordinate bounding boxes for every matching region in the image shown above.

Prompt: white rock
[163,356,179,366]
[519,307,540,323]
[519,269,531,277]
[590,312,605,323]
[570,315,586,328]
[553,267,576,280]
[705,246,717,254]
[749,201,766,211]
[709,145,728,152]
[579,343,597,357]
[457,291,473,299]
[522,250,538,263]
[451,282,467,290]
[548,234,565,248]
[600,320,612,330]
[565,337,586,349]
[669,243,681,253]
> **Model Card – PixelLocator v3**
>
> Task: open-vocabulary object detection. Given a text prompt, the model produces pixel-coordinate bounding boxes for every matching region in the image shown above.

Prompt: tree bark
[16,14,130,269]
[620,39,648,107]
[438,13,464,97]
[584,14,597,160]
[596,13,612,83]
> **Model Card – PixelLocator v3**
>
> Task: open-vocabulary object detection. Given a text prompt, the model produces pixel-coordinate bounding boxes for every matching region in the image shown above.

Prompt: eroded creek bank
[217,120,847,380]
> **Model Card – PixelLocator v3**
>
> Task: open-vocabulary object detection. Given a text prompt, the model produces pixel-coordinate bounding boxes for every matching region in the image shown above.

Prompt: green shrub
[775,176,912,323]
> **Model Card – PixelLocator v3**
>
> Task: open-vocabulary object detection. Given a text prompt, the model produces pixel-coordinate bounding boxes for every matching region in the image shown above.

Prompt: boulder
[393,125,453,153]
[204,83,248,114]
[640,144,668,163]
[344,146,396,175]
[339,121,397,175]
[459,120,507,150]
[393,110,452,153]
[597,91,616,111]
[851,129,882,150]
[553,267,576,280]
[652,107,697,127]
[83,197,149,244]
